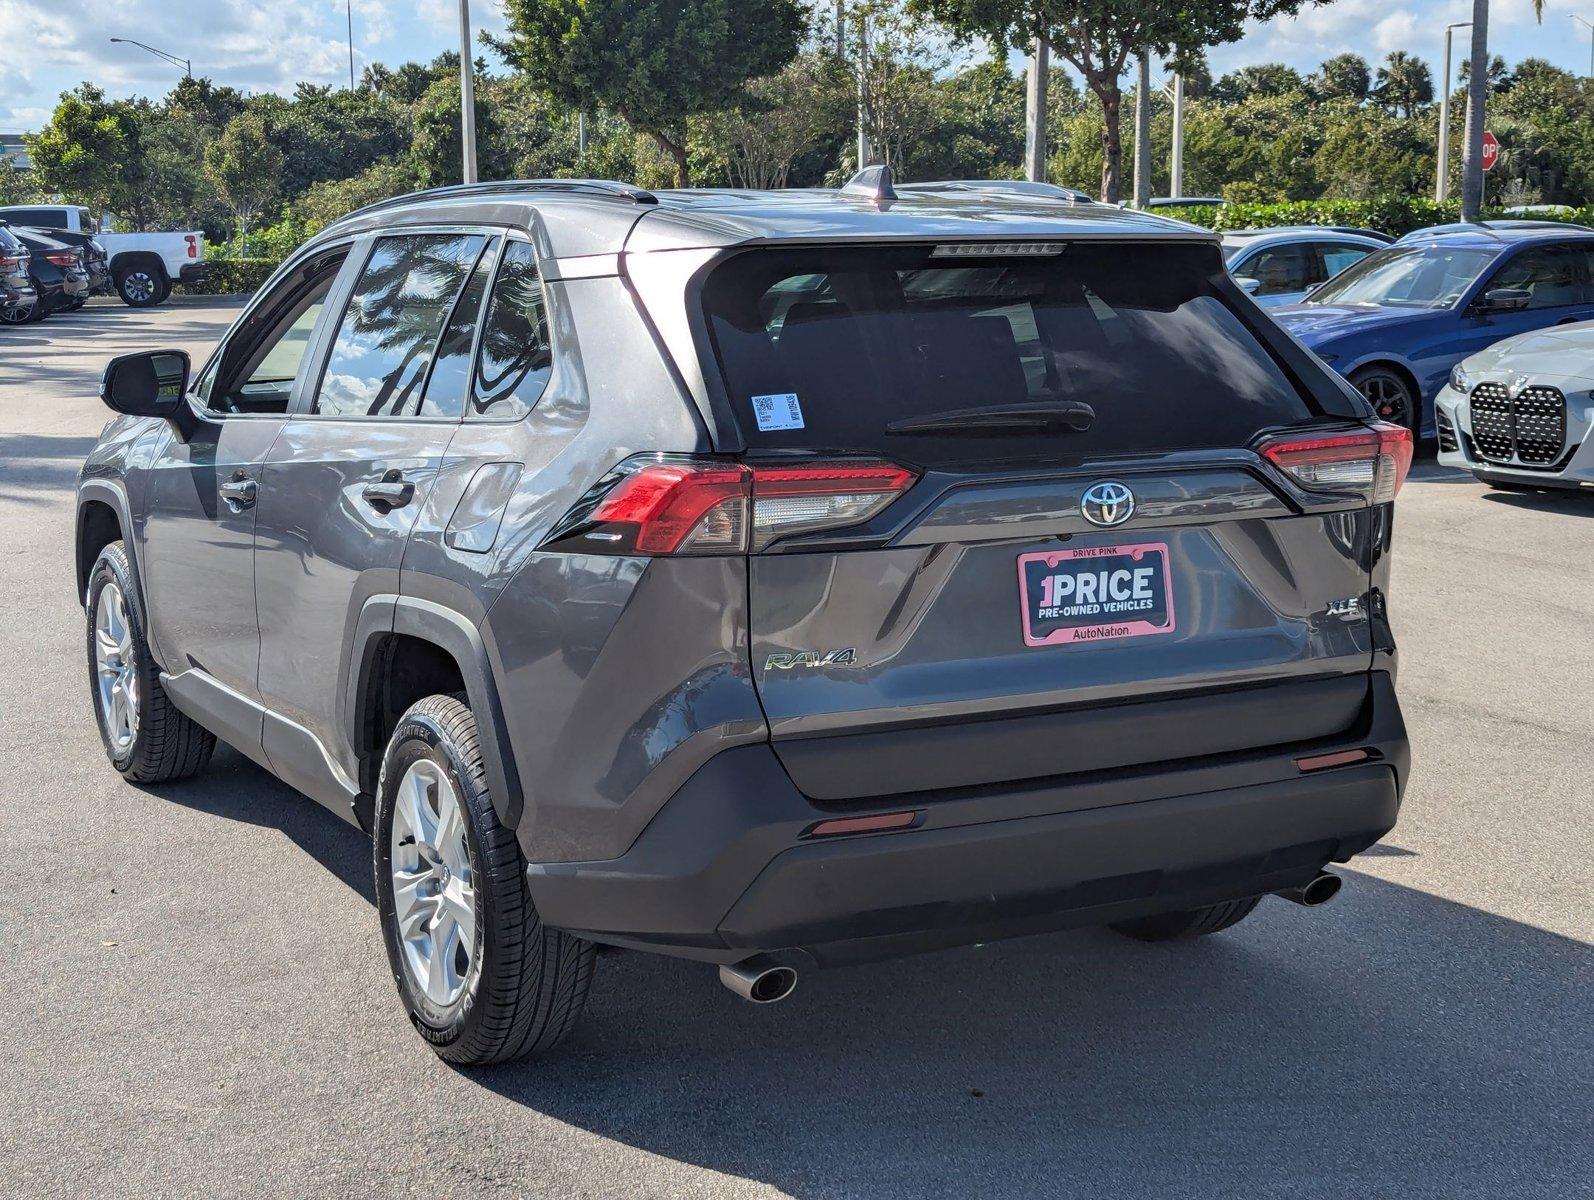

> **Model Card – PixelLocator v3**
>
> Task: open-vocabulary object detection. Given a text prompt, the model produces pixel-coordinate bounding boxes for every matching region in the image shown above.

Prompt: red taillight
[0,254,20,271]
[1259,422,1413,503]
[556,455,918,555]
[589,461,750,554]
[44,251,78,268]
[184,234,198,259]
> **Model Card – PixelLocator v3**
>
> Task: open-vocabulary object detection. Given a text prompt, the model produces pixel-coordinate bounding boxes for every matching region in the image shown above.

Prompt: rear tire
[85,541,216,782]
[116,266,168,307]
[1110,896,1262,942]
[374,694,595,1066]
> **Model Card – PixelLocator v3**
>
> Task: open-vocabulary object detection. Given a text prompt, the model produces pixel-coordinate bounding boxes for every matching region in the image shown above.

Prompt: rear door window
[1237,244,1313,295]
[1319,243,1373,279]
[702,242,1316,465]
[315,232,487,418]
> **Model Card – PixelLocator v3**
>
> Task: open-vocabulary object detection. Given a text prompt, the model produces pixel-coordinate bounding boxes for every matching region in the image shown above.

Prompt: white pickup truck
[0,204,207,306]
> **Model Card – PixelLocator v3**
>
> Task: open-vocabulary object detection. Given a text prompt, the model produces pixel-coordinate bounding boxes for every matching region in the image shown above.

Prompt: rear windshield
[701,243,1315,465]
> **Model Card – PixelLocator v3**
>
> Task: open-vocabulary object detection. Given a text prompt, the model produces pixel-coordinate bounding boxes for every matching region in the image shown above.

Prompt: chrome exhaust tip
[718,956,798,1004]
[1275,871,1343,907]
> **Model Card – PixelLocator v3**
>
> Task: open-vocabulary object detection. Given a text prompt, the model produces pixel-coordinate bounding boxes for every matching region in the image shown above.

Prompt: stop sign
[1482,131,1500,171]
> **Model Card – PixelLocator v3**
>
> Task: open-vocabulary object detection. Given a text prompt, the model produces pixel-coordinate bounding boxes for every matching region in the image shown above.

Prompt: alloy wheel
[121,272,157,304]
[390,759,477,1011]
[1357,372,1413,429]
[93,581,139,753]
[0,300,35,324]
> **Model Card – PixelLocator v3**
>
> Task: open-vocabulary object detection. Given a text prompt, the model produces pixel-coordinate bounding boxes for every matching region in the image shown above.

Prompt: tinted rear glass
[702,243,1315,465]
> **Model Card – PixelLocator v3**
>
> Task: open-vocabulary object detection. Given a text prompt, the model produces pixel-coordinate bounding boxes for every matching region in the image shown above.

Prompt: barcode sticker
[750,393,805,432]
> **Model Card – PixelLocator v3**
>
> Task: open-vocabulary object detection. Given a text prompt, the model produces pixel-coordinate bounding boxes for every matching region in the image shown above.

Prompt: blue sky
[2,0,1589,132]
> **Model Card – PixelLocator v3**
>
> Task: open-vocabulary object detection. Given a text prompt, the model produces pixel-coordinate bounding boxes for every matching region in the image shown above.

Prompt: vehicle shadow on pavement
[475,876,1589,1198]
[1482,490,1594,518]
[146,745,376,905]
[143,749,1589,1198]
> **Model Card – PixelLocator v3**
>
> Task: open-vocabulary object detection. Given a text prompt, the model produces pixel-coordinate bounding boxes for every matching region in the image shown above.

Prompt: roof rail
[339,178,659,224]
[897,180,1095,206]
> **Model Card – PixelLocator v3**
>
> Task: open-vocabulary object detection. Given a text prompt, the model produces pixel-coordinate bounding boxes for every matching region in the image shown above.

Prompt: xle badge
[765,648,858,670]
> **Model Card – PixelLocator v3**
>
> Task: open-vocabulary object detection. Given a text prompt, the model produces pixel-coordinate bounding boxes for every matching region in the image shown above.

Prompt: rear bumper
[178,262,209,284]
[528,672,1408,966]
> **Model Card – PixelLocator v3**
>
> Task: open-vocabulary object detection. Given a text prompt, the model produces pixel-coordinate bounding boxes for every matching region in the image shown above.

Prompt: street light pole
[1169,72,1185,199]
[1436,21,1470,203]
[1575,16,1594,80]
[107,38,191,80]
[458,0,479,185]
[347,0,356,90]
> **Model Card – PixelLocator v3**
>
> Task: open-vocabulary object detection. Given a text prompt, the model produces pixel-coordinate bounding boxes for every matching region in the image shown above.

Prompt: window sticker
[750,392,805,432]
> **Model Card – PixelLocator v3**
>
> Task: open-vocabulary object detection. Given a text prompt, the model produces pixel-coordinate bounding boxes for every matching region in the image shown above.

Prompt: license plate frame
[1016,542,1177,648]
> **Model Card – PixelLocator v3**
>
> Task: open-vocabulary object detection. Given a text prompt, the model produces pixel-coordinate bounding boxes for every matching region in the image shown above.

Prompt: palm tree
[1461,0,1544,221]
[1372,51,1433,118]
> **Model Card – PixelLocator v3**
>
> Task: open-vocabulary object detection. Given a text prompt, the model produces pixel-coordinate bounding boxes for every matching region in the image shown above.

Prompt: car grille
[1469,382,1567,467]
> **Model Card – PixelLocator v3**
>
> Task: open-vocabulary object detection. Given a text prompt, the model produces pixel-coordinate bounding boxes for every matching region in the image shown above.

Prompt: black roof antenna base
[841,163,898,208]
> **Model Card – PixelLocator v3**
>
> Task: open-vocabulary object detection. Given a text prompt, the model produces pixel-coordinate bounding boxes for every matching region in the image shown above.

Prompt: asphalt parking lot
[1,299,1590,1199]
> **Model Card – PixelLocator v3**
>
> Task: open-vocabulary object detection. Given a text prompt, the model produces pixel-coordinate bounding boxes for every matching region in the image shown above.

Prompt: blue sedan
[1271,226,1594,435]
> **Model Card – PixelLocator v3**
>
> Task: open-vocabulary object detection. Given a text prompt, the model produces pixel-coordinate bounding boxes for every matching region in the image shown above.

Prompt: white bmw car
[1436,320,1594,492]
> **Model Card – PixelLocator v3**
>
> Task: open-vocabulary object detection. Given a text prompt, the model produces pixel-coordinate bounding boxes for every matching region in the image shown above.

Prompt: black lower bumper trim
[527,673,1408,966]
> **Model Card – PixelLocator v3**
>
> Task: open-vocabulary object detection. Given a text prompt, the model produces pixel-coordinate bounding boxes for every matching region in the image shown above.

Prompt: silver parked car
[1224,227,1389,308]
[1436,319,1594,492]
[77,172,1412,1066]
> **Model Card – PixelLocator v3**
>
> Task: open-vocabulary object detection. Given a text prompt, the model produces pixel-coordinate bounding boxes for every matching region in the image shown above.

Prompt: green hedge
[1150,198,1594,237]
[178,257,280,296]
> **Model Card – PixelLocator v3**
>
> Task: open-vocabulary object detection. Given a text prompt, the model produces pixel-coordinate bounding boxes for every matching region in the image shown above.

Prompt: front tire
[85,542,215,782]
[1110,896,1262,942]
[374,694,595,1066]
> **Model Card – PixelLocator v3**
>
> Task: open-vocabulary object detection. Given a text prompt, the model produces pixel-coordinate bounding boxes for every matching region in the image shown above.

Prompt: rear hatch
[696,240,1397,802]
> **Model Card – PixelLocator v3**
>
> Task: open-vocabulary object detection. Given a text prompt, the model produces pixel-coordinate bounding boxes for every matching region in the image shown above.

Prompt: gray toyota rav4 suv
[77,174,1413,1065]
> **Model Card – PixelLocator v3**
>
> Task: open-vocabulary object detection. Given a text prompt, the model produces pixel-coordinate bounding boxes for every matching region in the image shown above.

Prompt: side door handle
[362,469,415,513]
[219,473,257,511]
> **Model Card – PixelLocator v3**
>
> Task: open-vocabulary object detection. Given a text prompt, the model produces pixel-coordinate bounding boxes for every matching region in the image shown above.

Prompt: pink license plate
[1017,543,1176,647]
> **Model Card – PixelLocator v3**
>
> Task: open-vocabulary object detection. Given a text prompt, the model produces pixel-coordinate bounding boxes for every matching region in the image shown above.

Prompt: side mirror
[101,350,197,438]
[1475,287,1531,314]
[1236,276,1263,295]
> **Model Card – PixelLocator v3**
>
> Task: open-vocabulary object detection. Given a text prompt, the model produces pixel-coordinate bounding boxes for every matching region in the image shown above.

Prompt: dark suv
[77,175,1412,1065]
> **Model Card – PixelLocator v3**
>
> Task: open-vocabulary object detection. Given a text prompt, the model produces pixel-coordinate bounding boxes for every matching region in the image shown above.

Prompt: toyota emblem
[1080,481,1136,527]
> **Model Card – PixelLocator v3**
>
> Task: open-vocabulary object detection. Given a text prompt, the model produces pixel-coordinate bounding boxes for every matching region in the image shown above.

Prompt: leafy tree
[1372,50,1433,118]
[251,86,408,199]
[694,53,853,188]
[288,160,416,233]
[363,54,461,105]
[410,72,509,187]
[1313,53,1371,102]
[1314,105,1433,197]
[1213,62,1306,103]
[491,0,806,186]
[28,85,143,222]
[204,112,284,242]
[908,0,1321,203]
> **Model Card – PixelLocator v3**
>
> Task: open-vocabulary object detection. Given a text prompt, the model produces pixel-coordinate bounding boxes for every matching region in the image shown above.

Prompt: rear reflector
[1259,422,1413,503]
[550,455,917,555]
[1296,749,1371,772]
[805,811,919,838]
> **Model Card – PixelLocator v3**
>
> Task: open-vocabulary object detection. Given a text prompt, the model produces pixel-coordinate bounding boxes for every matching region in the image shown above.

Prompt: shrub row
[1152,198,1594,236]
[177,257,280,297]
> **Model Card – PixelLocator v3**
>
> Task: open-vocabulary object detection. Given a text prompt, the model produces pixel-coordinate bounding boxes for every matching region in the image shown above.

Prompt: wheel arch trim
[344,594,524,832]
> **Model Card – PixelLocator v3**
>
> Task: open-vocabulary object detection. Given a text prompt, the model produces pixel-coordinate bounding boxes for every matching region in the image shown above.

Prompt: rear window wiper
[886,401,1096,436]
